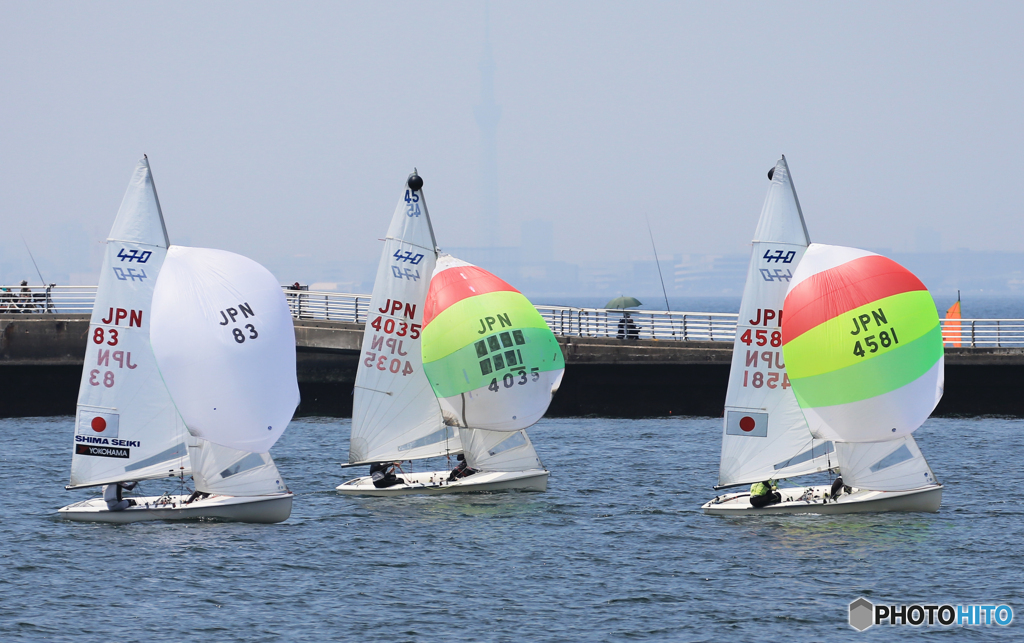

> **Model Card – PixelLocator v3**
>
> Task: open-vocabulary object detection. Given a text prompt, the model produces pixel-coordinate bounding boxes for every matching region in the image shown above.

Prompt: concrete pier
[3,313,1023,418]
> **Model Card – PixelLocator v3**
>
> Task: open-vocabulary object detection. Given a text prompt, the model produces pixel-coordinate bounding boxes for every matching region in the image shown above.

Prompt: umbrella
[605,296,642,309]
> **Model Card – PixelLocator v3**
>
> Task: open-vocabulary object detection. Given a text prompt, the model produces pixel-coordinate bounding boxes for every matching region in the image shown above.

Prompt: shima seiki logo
[849,597,1014,631]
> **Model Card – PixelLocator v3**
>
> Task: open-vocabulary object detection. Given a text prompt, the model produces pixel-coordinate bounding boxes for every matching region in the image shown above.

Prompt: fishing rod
[645,216,674,337]
[21,235,47,286]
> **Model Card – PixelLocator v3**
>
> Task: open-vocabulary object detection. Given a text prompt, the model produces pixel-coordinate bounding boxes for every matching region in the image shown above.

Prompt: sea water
[0,416,1020,642]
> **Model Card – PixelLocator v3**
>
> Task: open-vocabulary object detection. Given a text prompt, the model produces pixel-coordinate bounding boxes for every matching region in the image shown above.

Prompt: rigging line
[645,216,674,336]
[383,237,435,254]
[354,385,392,396]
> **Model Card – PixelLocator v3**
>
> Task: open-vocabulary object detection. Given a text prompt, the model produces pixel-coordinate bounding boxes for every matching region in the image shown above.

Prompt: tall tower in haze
[474,3,501,248]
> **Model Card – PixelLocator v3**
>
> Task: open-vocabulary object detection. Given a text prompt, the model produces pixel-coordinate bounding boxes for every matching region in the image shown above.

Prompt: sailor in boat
[102,481,138,511]
[185,490,211,504]
[829,477,850,501]
[749,479,781,508]
[447,454,478,481]
[370,462,405,489]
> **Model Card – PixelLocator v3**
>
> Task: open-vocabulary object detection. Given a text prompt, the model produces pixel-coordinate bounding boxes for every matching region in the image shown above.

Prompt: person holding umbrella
[607,296,642,340]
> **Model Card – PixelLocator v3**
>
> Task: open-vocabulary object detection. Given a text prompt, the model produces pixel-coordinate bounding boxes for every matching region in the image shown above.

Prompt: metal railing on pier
[3,284,1023,348]
[536,305,738,342]
[0,285,98,314]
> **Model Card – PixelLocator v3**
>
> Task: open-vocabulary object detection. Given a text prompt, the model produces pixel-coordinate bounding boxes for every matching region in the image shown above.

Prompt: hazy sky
[2,1,1022,284]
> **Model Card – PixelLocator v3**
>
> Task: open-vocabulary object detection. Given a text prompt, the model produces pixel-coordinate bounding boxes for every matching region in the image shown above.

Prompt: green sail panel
[421,255,565,432]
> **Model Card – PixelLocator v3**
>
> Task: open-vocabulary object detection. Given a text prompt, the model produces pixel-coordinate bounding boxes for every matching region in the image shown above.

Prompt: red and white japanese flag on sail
[725,410,768,437]
[76,409,120,439]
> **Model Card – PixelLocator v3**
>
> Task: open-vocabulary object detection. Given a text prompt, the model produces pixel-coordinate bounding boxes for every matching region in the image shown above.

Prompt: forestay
[781,244,944,443]
[70,157,190,489]
[349,174,457,464]
[718,157,833,487]
[421,255,565,432]
[150,246,299,454]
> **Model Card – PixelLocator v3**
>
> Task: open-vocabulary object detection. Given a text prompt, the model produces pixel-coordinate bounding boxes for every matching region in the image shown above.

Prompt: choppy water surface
[1,416,1020,642]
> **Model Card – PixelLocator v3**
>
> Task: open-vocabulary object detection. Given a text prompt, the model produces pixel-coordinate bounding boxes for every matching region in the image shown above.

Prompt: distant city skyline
[2,3,1023,296]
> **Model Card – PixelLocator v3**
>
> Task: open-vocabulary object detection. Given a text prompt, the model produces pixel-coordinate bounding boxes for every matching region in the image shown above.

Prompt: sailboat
[336,172,563,495]
[703,158,943,514]
[59,157,296,523]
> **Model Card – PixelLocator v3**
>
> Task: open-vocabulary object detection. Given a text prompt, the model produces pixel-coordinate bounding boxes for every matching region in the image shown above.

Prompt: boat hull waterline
[336,469,548,496]
[58,492,293,523]
[701,484,942,515]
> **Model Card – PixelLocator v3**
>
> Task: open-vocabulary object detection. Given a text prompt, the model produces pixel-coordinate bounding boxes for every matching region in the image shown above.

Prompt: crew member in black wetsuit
[448,454,478,481]
[830,476,850,500]
[370,462,404,489]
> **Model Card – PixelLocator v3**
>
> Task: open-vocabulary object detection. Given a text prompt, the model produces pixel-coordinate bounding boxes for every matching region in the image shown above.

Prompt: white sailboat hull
[335,469,548,496]
[701,484,942,515]
[58,492,293,524]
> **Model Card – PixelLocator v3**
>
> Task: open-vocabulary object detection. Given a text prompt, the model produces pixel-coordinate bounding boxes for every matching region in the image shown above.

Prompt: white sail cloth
[187,436,288,496]
[349,176,458,464]
[460,428,543,472]
[836,435,938,492]
[150,246,299,454]
[718,156,832,487]
[71,157,191,488]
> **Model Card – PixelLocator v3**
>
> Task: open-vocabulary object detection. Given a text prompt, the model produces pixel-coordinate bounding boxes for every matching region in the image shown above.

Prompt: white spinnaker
[835,435,938,492]
[460,428,543,472]
[719,156,833,487]
[349,177,459,464]
[150,246,299,454]
[187,436,288,496]
[71,157,190,488]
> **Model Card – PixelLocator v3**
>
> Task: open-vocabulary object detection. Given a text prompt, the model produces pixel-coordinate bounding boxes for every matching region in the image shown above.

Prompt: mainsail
[782,244,943,492]
[150,246,297,496]
[70,157,190,489]
[348,173,458,464]
[717,157,832,487]
[421,254,564,471]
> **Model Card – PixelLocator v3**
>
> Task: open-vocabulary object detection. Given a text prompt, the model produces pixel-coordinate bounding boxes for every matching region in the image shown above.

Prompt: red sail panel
[423,265,519,327]
[783,255,927,344]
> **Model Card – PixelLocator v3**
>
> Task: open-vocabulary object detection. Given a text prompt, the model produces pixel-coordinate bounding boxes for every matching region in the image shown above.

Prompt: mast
[716,157,832,489]
[69,157,190,490]
[347,172,460,465]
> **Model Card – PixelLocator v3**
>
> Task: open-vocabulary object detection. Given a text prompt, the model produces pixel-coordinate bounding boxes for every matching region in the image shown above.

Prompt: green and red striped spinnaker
[421,255,565,432]
[780,244,943,443]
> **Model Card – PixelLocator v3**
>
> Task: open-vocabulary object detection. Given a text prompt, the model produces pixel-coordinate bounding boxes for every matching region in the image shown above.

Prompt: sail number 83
[232,324,259,343]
